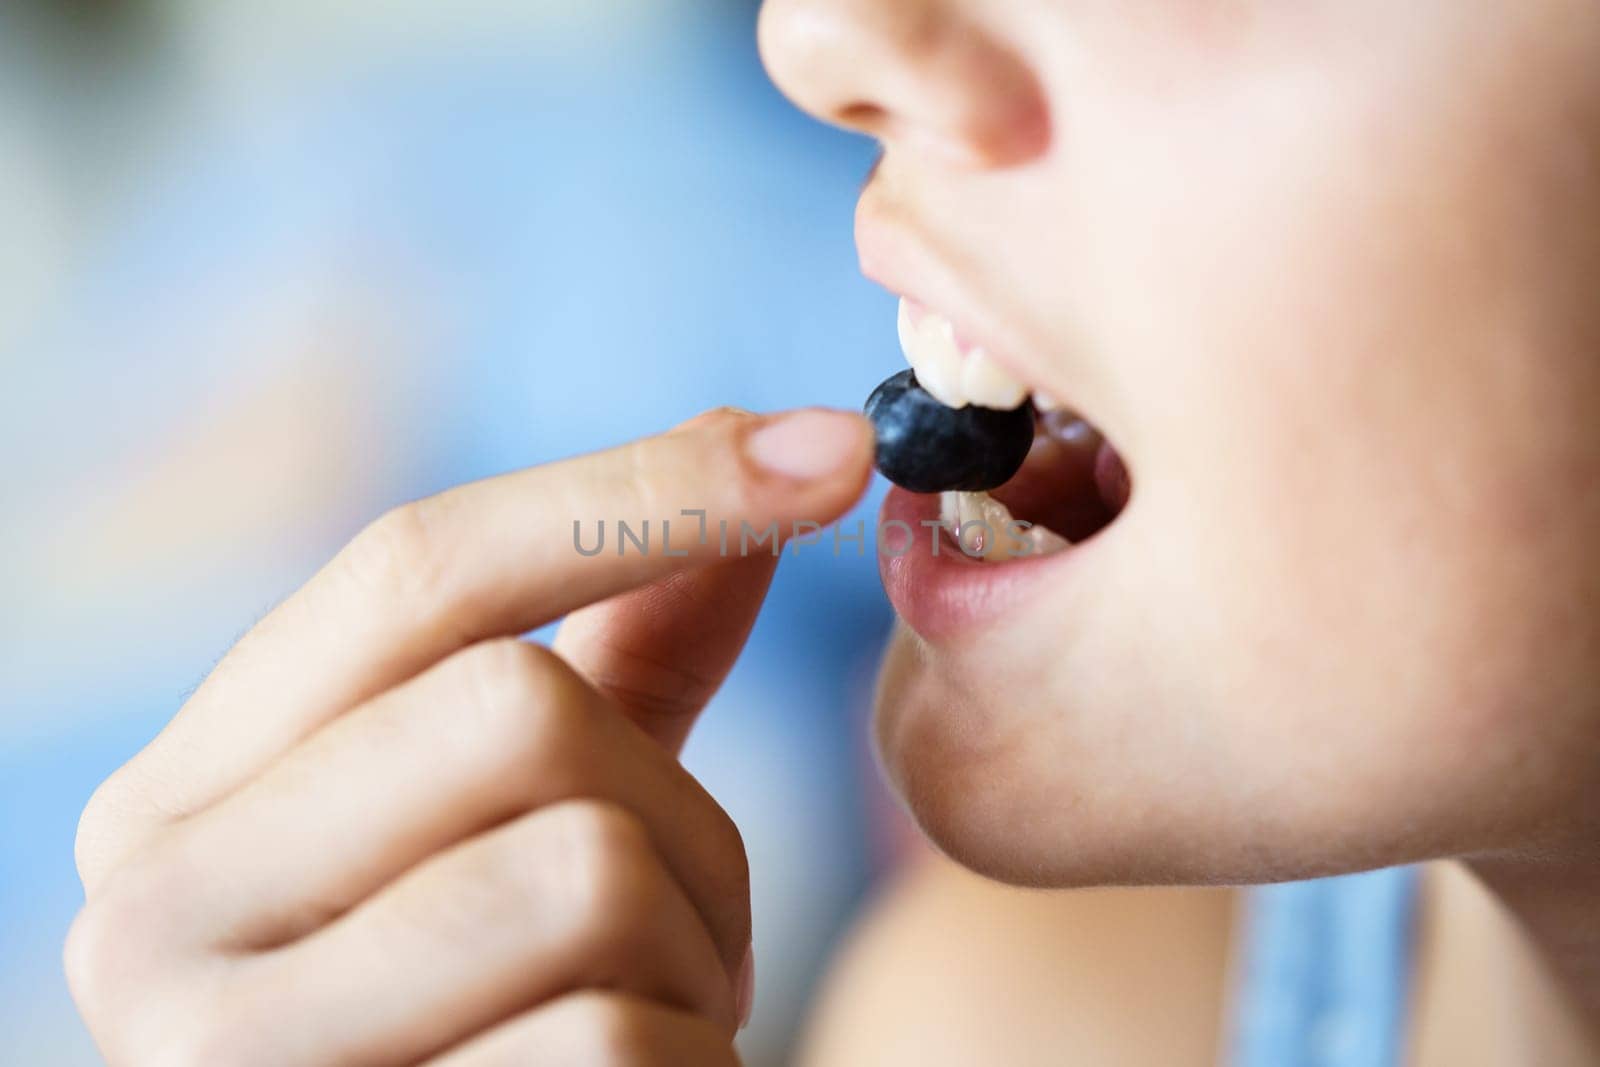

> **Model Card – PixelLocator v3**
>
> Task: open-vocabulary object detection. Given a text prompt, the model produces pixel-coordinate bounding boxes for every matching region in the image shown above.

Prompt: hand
[65,407,873,1066]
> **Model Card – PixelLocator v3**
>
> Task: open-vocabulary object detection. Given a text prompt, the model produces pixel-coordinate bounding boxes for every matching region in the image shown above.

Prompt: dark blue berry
[864,369,1034,493]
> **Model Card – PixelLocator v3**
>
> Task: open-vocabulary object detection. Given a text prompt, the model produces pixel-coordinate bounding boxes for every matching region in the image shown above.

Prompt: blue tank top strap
[1227,866,1420,1067]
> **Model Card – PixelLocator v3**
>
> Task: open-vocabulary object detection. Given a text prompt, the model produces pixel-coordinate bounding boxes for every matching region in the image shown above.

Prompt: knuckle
[63,869,158,1010]
[461,638,551,711]
[698,798,753,947]
[708,804,751,901]
[64,861,190,1054]
[614,441,660,514]
[613,437,707,524]
[458,641,587,766]
[554,801,657,946]
[62,904,115,1014]
[74,776,127,891]
[341,502,454,607]
[75,766,171,895]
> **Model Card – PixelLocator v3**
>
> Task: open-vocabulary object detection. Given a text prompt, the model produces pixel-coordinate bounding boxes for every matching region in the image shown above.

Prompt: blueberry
[864,369,1034,493]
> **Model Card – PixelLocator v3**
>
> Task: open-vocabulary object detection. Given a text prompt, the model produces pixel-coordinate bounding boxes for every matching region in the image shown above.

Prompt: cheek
[1089,6,1600,840]
[885,2,1600,881]
[1074,14,1593,664]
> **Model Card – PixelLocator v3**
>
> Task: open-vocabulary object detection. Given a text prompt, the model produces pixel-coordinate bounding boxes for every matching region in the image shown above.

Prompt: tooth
[900,308,967,408]
[940,491,988,556]
[940,490,963,531]
[897,299,917,365]
[1040,409,1099,447]
[1033,389,1064,413]
[939,491,974,551]
[1020,524,1071,556]
[961,347,1029,410]
[981,493,1032,560]
[958,492,992,557]
[940,490,1042,561]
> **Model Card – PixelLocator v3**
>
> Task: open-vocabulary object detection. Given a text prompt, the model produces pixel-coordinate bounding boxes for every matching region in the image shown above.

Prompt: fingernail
[745,410,868,481]
[736,943,755,1030]
[668,406,755,435]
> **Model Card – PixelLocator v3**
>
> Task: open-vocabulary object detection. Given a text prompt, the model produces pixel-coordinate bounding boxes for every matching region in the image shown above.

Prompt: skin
[66,408,875,1065]
[763,0,1600,885]
[757,0,1600,1057]
[68,1,1600,1063]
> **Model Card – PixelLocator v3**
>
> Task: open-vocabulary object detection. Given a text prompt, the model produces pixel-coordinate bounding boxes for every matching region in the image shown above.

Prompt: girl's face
[760,0,1600,885]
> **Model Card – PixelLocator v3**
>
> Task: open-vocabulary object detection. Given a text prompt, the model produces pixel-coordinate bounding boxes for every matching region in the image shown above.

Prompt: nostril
[758,0,1048,169]
[836,100,889,134]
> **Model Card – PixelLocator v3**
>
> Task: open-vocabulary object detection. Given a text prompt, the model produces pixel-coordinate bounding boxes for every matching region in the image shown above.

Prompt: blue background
[0,3,900,1062]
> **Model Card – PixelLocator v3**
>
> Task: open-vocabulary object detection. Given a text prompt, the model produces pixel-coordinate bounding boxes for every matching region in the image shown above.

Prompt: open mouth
[879,298,1131,562]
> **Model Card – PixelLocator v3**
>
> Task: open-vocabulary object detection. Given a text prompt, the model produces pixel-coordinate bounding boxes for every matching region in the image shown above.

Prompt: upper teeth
[897,299,1030,411]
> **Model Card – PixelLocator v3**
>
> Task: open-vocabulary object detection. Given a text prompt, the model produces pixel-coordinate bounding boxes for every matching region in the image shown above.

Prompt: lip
[878,486,1093,642]
[859,178,1120,641]
[856,190,1051,403]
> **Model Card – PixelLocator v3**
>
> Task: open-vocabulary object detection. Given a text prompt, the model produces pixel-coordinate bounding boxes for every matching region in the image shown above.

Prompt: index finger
[80,408,872,883]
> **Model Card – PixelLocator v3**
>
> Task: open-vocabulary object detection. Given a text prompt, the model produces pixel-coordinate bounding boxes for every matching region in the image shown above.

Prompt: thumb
[553,554,778,755]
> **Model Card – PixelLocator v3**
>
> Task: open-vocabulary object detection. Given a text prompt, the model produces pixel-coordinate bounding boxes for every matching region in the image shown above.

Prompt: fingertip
[743,408,874,483]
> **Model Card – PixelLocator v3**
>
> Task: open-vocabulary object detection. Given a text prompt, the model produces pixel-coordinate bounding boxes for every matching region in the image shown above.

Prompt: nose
[758,0,1050,169]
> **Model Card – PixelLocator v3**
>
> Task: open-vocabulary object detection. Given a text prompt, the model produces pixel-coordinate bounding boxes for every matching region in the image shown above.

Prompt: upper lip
[854,179,1053,402]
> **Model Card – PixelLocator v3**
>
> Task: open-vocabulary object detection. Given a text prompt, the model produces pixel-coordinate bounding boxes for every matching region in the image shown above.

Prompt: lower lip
[877,487,1085,642]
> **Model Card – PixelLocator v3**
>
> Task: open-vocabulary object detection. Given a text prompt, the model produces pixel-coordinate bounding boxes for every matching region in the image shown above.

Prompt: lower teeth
[939,491,1071,562]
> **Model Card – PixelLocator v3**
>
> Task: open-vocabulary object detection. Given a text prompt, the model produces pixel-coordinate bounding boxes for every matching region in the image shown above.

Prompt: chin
[867,621,1487,892]
[870,625,1163,889]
